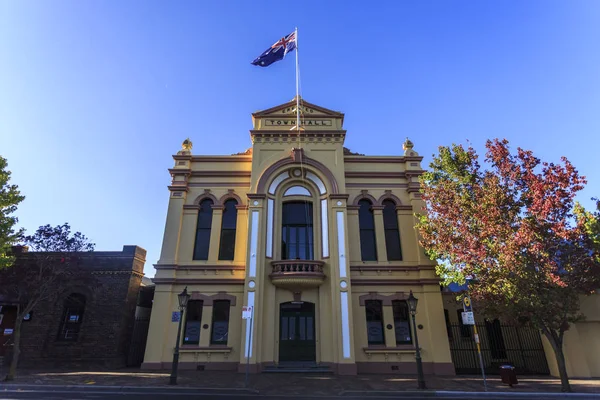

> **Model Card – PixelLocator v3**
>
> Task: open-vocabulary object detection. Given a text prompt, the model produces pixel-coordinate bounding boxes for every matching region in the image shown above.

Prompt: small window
[358,200,377,261]
[383,200,402,261]
[392,301,412,345]
[193,199,214,260]
[57,293,86,341]
[218,199,238,260]
[365,300,384,345]
[210,300,230,345]
[183,300,203,345]
[457,309,471,338]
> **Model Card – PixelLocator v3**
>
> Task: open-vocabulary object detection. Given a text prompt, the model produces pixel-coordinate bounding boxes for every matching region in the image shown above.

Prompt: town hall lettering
[265,119,332,126]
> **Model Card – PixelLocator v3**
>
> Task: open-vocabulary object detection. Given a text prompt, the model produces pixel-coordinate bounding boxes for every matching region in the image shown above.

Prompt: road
[0,389,595,400]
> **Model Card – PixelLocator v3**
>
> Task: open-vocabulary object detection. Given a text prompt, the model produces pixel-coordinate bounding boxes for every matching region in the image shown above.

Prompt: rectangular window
[210,300,230,345]
[218,229,236,260]
[281,202,313,260]
[193,228,211,260]
[183,300,203,345]
[359,229,378,261]
[365,300,384,345]
[392,301,412,345]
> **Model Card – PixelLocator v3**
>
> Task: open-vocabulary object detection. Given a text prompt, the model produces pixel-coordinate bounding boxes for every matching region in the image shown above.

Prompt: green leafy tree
[417,139,600,393]
[0,156,25,269]
[0,224,94,381]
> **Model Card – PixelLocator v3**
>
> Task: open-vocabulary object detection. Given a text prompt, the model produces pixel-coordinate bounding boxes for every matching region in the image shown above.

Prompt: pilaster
[397,208,419,262]
[179,208,198,262]
[199,305,213,347]
[234,206,249,263]
[331,196,357,374]
[346,206,361,262]
[383,305,395,347]
[372,206,387,263]
[208,206,224,262]
[239,195,265,370]
[158,193,187,264]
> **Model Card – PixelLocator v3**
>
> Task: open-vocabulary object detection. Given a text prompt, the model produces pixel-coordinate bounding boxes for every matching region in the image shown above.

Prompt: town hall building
[142,98,454,375]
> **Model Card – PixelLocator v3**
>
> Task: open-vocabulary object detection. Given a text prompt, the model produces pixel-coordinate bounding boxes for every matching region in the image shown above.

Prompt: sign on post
[171,311,181,322]
[242,306,253,320]
[461,311,475,325]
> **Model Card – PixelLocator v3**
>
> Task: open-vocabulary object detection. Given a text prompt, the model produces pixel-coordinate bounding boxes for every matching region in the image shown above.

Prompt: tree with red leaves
[417,139,600,393]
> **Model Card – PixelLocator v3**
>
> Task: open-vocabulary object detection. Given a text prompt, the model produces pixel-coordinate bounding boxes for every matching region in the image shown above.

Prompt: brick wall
[17,246,147,368]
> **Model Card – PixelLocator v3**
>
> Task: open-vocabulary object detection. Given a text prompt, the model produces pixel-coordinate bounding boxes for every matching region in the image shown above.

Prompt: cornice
[350,278,441,286]
[152,278,245,285]
[92,270,145,278]
[191,171,252,178]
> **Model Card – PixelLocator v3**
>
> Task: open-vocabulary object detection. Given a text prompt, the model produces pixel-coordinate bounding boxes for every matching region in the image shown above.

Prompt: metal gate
[448,322,549,375]
[127,317,150,367]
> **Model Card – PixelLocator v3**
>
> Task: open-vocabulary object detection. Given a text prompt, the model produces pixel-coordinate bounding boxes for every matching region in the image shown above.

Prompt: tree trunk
[543,330,571,393]
[5,315,22,381]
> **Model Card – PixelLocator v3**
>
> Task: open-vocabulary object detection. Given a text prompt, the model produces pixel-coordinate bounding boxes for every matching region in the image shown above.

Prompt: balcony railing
[269,260,326,290]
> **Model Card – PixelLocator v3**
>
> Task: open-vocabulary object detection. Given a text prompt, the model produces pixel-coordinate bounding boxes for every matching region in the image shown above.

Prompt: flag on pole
[251,31,296,67]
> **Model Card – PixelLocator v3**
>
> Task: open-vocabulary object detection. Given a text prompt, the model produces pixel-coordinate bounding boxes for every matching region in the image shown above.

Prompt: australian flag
[251,31,296,67]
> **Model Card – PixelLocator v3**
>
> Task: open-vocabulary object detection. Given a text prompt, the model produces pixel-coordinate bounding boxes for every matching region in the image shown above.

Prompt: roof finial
[178,138,193,155]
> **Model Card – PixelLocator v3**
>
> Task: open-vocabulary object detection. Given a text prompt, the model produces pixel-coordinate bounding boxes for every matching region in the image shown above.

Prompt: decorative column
[383,306,396,347]
[239,194,265,373]
[234,205,249,262]
[208,205,224,262]
[158,139,193,265]
[346,206,361,262]
[397,205,418,262]
[372,205,388,263]
[330,194,357,375]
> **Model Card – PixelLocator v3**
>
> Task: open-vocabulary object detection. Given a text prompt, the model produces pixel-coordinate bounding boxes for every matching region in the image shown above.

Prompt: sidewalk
[1,368,599,396]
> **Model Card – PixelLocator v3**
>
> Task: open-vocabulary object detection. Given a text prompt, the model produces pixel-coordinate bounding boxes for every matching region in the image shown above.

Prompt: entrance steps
[263,362,333,373]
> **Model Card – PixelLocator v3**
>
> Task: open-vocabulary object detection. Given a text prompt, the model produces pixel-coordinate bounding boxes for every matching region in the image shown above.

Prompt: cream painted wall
[143,99,453,374]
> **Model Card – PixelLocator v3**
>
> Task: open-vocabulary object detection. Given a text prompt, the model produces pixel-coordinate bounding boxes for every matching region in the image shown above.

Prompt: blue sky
[1,1,599,277]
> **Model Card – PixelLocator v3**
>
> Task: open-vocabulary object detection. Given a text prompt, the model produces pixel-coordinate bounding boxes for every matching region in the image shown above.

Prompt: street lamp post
[407,290,426,390]
[170,287,190,385]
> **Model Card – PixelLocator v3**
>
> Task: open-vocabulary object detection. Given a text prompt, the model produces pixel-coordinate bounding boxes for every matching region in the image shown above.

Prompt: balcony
[269,260,326,291]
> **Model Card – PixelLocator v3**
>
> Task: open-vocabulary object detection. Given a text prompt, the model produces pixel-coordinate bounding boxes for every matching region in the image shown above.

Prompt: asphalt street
[0,390,596,400]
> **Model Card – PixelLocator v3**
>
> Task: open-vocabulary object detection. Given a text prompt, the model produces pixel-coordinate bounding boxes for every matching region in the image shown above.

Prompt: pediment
[251,97,345,130]
[252,98,344,119]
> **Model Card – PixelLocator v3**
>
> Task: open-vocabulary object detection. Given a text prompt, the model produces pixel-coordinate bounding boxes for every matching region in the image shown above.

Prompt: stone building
[142,98,453,374]
[0,245,147,368]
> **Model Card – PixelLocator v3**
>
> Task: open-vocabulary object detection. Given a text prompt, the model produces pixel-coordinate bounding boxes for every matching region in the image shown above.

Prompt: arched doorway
[279,302,316,362]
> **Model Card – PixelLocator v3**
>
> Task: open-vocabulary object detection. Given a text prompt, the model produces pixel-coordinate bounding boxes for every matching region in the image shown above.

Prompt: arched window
[281,201,313,260]
[193,199,214,260]
[57,293,86,341]
[392,300,412,345]
[358,199,377,261]
[383,200,402,261]
[218,199,238,260]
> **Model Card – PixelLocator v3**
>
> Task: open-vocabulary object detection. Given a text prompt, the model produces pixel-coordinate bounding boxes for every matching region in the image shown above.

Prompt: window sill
[363,345,416,355]
[180,345,232,353]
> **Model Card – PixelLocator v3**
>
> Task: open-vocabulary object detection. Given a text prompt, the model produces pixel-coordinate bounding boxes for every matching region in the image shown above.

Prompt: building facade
[142,98,453,374]
[0,245,147,368]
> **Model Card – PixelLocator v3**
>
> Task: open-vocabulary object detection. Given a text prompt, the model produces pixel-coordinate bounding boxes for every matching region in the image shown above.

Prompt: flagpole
[295,26,300,133]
